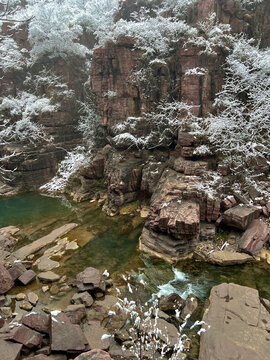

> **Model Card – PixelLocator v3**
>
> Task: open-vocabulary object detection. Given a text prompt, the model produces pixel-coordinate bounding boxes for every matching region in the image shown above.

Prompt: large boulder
[50,312,88,352]
[6,325,43,349]
[208,250,253,266]
[222,205,260,230]
[8,263,27,281]
[76,267,106,293]
[0,263,14,294]
[159,293,185,313]
[152,201,200,240]
[22,311,50,334]
[199,283,270,360]
[238,219,270,255]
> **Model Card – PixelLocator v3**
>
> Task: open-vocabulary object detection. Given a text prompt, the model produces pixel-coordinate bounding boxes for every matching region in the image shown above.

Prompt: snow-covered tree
[0,91,56,144]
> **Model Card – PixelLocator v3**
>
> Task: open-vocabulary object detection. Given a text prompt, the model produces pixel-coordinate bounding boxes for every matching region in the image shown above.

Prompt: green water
[1,193,270,306]
[0,193,71,228]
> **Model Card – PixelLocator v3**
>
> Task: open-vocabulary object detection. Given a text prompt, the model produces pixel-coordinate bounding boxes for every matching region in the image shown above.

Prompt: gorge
[0,0,270,359]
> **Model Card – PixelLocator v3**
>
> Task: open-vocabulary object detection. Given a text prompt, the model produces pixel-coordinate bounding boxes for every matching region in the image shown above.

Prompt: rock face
[239,219,270,255]
[199,283,270,360]
[0,21,87,191]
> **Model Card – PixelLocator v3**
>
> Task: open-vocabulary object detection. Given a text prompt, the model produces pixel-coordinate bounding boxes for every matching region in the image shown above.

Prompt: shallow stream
[1,193,270,321]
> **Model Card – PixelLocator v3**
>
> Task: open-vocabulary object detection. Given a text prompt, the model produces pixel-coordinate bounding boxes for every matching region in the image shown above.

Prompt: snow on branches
[204,40,270,169]
[0,37,28,72]
[97,7,196,57]
[112,101,196,149]
[0,91,56,144]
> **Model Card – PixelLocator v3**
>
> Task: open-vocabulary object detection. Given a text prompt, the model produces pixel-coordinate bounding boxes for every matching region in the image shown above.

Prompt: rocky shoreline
[0,206,269,359]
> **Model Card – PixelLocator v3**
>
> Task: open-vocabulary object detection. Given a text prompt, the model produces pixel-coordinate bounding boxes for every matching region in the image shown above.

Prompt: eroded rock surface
[199,283,270,360]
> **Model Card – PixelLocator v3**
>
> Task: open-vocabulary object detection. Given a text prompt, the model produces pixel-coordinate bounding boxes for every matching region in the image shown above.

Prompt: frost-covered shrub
[112,101,196,149]
[0,91,56,144]
[77,98,101,149]
[203,40,270,168]
[97,7,196,57]
[189,38,270,198]
[185,13,234,56]
[40,146,87,192]
[0,37,28,72]
[21,0,119,62]
[28,2,89,61]
[161,0,196,16]
[24,70,74,99]
[238,0,263,7]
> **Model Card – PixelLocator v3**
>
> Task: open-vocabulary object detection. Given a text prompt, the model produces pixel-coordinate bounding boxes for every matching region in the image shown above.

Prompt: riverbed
[1,193,270,322]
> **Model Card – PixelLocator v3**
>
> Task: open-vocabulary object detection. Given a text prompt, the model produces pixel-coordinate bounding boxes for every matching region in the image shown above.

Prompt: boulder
[18,270,36,285]
[223,205,260,230]
[22,312,50,334]
[8,263,27,281]
[50,312,88,352]
[152,201,200,239]
[76,267,106,293]
[0,339,22,360]
[148,318,179,348]
[0,264,14,294]
[199,283,270,360]
[181,294,198,320]
[208,251,253,266]
[37,271,60,283]
[159,293,185,313]
[238,219,270,255]
[74,349,113,360]
[71,292,94,307]
[19,301,33,311]
[27,292,39,306]
[6,325,43,349]
[0,233,17,252]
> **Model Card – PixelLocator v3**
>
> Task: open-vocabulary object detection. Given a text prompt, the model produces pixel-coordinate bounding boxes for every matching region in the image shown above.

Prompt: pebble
[58,275,67,284]
[50,285,59,295]
[27,292,39,306]
[15,293,26,301]
[19,301,33,311]
[42,286,49,293]
[0,307,12,318]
